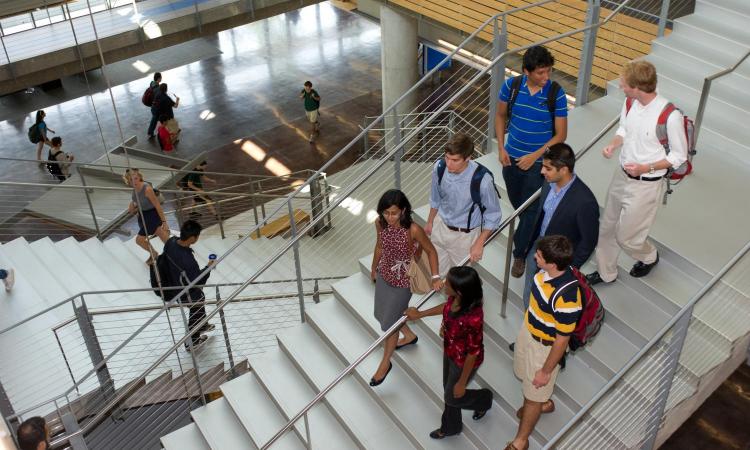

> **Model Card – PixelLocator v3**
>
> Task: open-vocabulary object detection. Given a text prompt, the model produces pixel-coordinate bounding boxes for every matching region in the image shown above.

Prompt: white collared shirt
[615,94,688,176]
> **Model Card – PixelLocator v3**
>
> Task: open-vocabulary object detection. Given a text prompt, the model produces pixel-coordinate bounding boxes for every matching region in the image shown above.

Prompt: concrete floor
[0,1,747,447]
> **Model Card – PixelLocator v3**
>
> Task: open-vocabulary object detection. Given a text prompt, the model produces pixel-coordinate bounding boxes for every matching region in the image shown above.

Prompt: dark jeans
[147,110,159,136]
[440,357,493,435]
[502,159,544,259]
[182,295,207,344]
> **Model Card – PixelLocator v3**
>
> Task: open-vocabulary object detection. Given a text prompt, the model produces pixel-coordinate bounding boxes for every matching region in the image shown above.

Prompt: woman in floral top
[370,190,442,387]
[406,266,493,439]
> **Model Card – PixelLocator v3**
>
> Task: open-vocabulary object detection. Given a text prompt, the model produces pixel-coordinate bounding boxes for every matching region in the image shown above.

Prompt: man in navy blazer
[520,143,600,309]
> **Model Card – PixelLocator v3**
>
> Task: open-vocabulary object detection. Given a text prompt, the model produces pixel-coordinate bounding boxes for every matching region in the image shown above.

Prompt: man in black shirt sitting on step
[165,220,216,351]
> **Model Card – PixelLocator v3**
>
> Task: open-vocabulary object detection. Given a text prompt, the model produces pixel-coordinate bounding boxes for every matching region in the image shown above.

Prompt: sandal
[516,398,555,419]
[503,442,529,450]
[472,409,488,420]
[429,429,459,440]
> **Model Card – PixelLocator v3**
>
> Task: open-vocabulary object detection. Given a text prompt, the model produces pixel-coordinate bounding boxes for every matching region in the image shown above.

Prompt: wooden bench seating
[389,0,666,88]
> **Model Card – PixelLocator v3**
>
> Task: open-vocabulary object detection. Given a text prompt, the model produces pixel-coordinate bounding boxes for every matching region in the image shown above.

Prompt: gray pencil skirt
[374,274,412,332]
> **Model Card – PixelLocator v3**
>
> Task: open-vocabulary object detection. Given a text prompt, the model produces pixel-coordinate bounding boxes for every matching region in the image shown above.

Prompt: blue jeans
[521,242,539,311]
[502,159,544,259]
[147,110,159,136]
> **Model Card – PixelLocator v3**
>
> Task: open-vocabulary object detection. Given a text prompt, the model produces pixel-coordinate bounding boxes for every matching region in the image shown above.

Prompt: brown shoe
[503,441,529,450]
[516,398,555,419]
[511,257,526,278]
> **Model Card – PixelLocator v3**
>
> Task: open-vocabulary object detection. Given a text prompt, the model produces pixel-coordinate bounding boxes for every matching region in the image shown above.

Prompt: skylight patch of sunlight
[330,193,364,216]
[366,210,378,223]
[241,140,266,162]
[132,60,151,73]
[143,21,163,38]
[200,110,216,120]
[264,158,292,177]
[118,7,134,17]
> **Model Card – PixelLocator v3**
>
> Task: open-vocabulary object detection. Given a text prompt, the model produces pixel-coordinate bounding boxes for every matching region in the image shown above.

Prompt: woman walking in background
[125,168,170,264]
[369,189,442,387]
[406,266,493,439]
[33,110,54,164]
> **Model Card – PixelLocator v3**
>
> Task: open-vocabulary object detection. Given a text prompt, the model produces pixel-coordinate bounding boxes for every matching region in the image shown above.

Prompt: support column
[380,5,418,163]
[575,0,600,107]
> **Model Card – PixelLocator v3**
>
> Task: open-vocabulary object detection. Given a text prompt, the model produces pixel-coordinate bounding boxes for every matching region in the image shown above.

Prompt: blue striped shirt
[499,76,568,159]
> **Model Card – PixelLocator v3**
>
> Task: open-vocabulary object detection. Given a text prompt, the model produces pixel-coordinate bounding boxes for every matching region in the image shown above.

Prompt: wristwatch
[431,275,441,280]
[649,164,655,175]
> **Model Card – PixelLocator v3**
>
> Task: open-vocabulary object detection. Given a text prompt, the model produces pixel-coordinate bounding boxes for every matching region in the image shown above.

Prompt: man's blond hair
[621,60,657,93]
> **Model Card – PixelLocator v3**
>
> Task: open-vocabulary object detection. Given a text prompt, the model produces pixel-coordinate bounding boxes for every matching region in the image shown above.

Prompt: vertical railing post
[500,217,515,318]
[303,411,312,450]
[657,0,671,38]
[178,303,207,407]
[308,175,325,237]
[693,77,712,147]
[194,0,202,33]
[75,297,115,401]
[641,309,693,450]
[78,169,102,239]
[215,286,236,379]
[53,326,79,394]
[487,16,507,153]
[249,180,261,239]
[288,202,306,323]
[312,279,320,304]
[216,199,226,239]
[575,0,600,107]
[393,110,402,190]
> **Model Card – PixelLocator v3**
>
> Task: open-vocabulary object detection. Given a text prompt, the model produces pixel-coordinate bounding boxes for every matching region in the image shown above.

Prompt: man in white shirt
[586,60,687,286]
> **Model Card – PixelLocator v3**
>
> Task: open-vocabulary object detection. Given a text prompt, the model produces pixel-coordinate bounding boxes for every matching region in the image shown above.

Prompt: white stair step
[221,373,305,450]
[191,397,255,450]
[694,0,750,36]
[0,246,49,327]
[249,349,357,450]
[651,33,740,73]
[0,237,75,300]
[699,0,750,18]
[673,14,750,52]
[81,238,149,289]
[277,323,417,449]
[101,237,154,283]
[330,272,545,448]
[160,422,210,450]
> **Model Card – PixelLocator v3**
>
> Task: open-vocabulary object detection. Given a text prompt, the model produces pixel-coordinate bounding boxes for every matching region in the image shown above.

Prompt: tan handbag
[407,231,432,294]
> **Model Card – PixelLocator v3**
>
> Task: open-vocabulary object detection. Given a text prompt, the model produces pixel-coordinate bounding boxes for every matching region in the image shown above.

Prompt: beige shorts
[513,327,560,403]
[305,109,319,123]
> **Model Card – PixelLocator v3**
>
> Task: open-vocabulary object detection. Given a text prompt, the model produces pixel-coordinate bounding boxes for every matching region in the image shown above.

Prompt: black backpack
[28,123,41,143]
[436,160,501,229]
[46,149,63,177]
[506,75,561,133]
[149,238,182,302]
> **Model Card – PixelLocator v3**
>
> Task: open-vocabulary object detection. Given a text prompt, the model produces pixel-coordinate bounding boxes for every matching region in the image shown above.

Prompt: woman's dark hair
[159,83,168,93]
[376,189,413,229]
[536,235,573,270]
[522,45,555,72]
[51,136,62,147]
[35,110,45,124]
[543,143,576,172]
[446,266,483,314]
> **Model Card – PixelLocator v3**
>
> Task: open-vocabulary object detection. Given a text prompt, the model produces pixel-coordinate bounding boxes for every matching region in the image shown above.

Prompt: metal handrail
[694,48,750,146]
[0,276,344,337]
[544,239,750,448]
[260,112,620,449]
[43,0,631,443]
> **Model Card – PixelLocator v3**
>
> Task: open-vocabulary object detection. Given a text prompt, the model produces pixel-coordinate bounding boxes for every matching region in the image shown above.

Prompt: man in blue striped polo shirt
[494,46,568,280]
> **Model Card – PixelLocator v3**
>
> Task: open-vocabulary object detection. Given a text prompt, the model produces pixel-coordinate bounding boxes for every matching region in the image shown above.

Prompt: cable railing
[0,0,693,446]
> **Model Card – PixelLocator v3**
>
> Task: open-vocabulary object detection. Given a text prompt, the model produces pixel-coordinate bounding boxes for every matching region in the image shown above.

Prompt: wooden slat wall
[389,0,665,88]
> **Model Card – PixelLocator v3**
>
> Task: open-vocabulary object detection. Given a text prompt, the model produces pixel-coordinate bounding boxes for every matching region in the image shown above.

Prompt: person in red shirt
[156,114,174,152]
[406,266,493,439]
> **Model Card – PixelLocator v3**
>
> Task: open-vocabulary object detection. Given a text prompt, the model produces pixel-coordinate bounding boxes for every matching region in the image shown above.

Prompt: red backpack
[142,85,155,107]
[551,267,605,351]
[625,98,696,203]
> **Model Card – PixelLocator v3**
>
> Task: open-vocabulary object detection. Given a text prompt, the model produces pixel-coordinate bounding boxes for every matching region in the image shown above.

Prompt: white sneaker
[3,269,14,292]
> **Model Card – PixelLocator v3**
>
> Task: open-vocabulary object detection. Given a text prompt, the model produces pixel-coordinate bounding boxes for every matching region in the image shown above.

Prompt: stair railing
[694,48,750,147]
[1,0,670,445]
[259,110,620,449]
[545,241,750,449]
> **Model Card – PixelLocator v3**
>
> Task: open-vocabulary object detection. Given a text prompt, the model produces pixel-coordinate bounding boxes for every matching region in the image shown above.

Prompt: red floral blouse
[442,296,484,368]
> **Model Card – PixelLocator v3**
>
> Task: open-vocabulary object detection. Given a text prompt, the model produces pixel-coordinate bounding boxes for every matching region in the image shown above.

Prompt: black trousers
[440,357,493,434]
[182,295,207,344]
[502,160,544,258]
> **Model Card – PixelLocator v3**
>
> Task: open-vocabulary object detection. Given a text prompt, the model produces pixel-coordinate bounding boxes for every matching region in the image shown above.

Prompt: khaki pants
[430,215,480,277]
[595,168,664,282]
[513,327,559,403]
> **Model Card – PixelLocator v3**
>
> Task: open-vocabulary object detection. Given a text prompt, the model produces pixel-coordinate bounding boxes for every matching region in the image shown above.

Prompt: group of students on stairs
[367,46,689,450]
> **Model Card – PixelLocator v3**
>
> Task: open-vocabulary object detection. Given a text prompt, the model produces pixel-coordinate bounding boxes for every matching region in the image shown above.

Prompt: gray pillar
[380,5,418,158]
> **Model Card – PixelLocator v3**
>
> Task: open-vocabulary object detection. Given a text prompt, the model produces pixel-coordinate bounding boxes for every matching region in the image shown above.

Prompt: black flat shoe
[369,362,392,387]
[585,271,615,286]
[429,429,460,439]
[630,253,659,278]
[395,335,418,350]
[472,410,488,421]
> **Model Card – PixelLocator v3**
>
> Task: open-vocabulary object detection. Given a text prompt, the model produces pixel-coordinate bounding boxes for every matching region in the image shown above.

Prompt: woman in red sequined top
[406,266,493,439]
[369,190,442,387]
